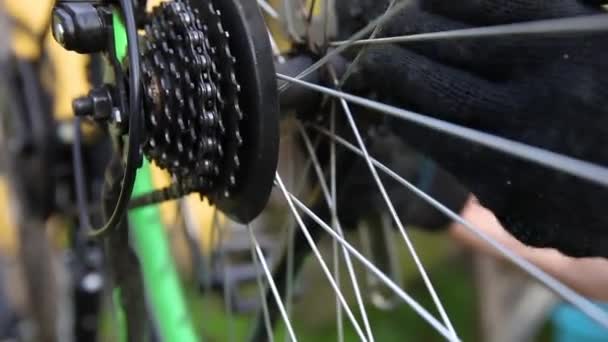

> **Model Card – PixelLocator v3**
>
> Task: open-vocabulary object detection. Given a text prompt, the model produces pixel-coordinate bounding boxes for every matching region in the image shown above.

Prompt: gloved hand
[329,126,469,231]
[336,0,608,257]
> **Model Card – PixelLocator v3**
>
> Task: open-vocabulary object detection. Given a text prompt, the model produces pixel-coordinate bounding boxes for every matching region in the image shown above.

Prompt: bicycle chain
[139,0,243,204]
[200,1,244,198]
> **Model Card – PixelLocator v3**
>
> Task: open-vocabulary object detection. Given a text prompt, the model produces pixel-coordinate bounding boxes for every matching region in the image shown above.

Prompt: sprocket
[140,0,279,223]
[197,1,244,198]
[142,0,223,193]
[141,0,244,199]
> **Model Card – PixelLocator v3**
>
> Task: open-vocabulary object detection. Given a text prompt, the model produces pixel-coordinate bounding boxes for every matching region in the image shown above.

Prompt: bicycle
[2,0,608,341]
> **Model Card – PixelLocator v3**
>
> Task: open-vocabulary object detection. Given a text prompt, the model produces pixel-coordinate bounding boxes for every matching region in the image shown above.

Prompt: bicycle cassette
[141,0,279,223]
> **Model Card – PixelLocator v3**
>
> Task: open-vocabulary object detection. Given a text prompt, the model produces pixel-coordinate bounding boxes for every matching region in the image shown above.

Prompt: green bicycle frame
[113,12,199,342]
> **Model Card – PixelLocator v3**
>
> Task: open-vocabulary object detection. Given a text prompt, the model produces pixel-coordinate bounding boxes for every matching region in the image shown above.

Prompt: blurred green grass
[97,227,556,341]
[183,230,479,341]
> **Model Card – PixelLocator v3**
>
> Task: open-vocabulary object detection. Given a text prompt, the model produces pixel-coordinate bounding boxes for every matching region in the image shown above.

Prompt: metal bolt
[82,273,103,293]
[112,108,123,123]
[51,3,107,53]
[52,17,65,45]
[57,122,74,143]
[73,96,94,117]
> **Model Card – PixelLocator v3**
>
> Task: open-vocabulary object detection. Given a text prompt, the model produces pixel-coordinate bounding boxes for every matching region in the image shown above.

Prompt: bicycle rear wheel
[244,0,608,340]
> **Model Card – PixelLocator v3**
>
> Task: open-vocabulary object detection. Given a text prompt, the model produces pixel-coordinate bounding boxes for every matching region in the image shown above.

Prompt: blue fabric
[551,303,608,342]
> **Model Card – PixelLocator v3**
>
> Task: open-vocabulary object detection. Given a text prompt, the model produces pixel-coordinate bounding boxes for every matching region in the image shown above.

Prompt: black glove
[337,0,608,257]
[329,127,469,231]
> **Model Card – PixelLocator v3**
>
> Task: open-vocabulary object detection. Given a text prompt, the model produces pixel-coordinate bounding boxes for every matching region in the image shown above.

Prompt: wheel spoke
[339,0,398,85]
[329,104,337,227]
[333,234,344,342]
[329,106,345,342]
[248,225,297,342]
[218,224,237,342]
[282,0,304,43]
[297,122,374,341]
[268,29,286,63]
[283,133,297,342]
[321,0,331,49]
[209,209,220,290]
[311,125,608,329]
[278,0,410,93]
[249,229,278,342]
[335,88,457,339]
[330,14,608,47]
[277,73,608,188]
[258,0,281,20]
[275,174,370,342]
[305,0,318,25]
[192,207,216,338]
[273,131,321,342]
[277,183,458,341]
[283,218,296,342]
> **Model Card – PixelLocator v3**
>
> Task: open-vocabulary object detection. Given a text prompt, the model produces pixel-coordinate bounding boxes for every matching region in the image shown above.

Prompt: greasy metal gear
[198,1,244,197]
[140,0,243,199]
